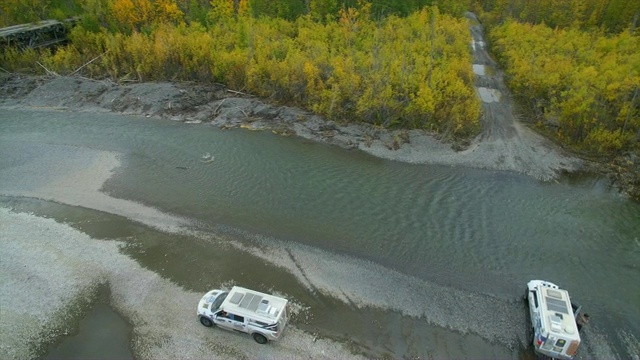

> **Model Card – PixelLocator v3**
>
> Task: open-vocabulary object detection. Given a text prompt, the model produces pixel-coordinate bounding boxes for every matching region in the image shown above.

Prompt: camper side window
[229,314,245,323]
[532,291,539,308]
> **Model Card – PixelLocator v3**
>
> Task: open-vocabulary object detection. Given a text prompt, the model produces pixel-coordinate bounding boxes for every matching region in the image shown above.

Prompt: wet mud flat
[1,197,525,359]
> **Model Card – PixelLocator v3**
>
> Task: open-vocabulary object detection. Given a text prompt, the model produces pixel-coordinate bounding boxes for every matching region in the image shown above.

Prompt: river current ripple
[1,109,638,358]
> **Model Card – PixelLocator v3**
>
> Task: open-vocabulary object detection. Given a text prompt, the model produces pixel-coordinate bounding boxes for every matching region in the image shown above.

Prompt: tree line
[478,0,639,153]
[1,3,480,136]
[3,0,637,32]
[477,0,639,34]
[488,21,639,152]
[0,0,469,27]
[0,0,638,154]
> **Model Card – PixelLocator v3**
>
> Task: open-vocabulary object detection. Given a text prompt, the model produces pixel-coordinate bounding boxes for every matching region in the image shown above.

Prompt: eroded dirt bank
[0,73,583,180]
[1,11,637,198]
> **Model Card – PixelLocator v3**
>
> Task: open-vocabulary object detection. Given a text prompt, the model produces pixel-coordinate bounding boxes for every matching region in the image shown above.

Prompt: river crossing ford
[0,108,638,359]
[1,11,638,359]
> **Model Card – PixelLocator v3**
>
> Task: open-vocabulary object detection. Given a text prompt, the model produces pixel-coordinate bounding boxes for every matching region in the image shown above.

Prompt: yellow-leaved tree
[489,19,639,153]
[109,0,183,32]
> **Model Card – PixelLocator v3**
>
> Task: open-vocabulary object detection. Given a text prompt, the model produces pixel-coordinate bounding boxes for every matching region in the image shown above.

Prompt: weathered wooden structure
[0,18,79,50]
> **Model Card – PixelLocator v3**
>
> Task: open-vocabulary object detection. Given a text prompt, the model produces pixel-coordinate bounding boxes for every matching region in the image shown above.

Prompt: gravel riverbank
[0,207,367,360]
[0,83,630,359]
[0,143,624,359]
[0,143,531,358]
[0,14,636,359]
[0,73,583,183]
[2,11,637,196]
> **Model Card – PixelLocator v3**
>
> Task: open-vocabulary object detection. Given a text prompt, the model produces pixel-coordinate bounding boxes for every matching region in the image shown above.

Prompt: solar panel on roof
[547,289,563,299]
[546,296,569,314]
[229,292,244,305]
[239,293,263,311]
[248,294,262,311]
[258,300,269,313]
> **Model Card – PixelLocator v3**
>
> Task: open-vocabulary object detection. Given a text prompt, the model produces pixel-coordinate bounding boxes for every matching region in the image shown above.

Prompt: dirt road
[0,15,584,182]
[0,14,631,360]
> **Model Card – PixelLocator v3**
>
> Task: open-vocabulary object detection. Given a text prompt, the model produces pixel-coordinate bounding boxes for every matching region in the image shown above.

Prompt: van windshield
[211,292,228,311]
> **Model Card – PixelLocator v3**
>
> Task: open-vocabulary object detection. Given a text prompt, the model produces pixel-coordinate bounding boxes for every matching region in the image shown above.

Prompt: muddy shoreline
[0,73,636,199]
[1,74,636,359]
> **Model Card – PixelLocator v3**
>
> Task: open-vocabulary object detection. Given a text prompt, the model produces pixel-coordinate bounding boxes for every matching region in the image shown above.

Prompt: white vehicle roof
[220,286,288,323]
[530,281,580,341]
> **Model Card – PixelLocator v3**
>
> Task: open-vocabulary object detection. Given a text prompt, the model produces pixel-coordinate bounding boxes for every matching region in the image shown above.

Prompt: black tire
[252,333,268,344]
[523,288,529,303]
[200,316,213,327]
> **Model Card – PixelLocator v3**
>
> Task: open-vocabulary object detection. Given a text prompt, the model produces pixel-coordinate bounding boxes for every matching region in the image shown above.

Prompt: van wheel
[200,317,213,327]
[523,288,529,303]
[252,333,268,344]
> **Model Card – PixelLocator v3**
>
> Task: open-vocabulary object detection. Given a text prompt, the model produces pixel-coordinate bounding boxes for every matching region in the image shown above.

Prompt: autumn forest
[1,0,638,155]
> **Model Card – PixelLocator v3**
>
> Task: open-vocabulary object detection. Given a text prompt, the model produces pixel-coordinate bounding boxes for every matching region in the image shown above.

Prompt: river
[0,108,638,359]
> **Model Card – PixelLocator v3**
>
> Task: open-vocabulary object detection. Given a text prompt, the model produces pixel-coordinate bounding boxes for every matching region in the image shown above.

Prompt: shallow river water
[1,109,638,359]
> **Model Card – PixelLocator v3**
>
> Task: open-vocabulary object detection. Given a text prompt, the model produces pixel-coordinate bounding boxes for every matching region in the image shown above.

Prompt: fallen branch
[213,98,226,115]
[36,61,58,76]
[227,89,248,96]
[75,75,98,82]
[69,51,108,76]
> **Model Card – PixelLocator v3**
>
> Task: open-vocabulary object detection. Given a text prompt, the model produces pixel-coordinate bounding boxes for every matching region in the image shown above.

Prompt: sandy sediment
[0,207,366,360]
[0,143,189,233]
[0,145,364,358]
[218,232,530,348]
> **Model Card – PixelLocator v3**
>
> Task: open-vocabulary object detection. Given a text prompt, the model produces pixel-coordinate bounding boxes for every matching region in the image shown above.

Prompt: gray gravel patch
[210,230,530,350]
[0,208,366,359]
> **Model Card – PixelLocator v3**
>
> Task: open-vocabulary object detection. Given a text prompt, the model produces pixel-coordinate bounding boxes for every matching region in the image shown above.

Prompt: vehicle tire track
[465,12,582,180]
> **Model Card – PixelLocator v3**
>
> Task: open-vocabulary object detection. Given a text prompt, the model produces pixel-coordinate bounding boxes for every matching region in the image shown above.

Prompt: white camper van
[197,286,289,344]
[525,280,583,360]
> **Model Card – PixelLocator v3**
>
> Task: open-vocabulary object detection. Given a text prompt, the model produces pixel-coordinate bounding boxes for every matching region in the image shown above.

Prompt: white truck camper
[525,280,586,360]
[197,286,289,344]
